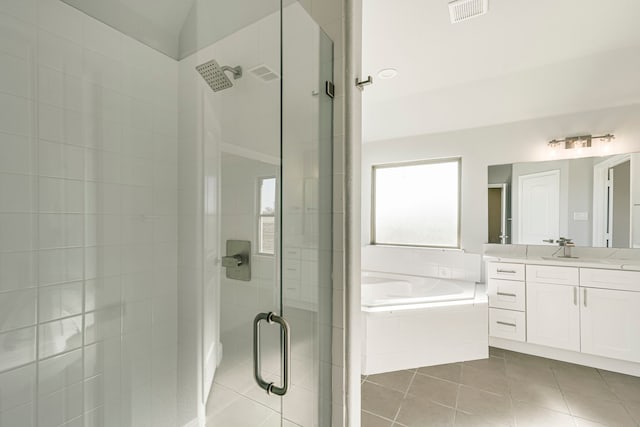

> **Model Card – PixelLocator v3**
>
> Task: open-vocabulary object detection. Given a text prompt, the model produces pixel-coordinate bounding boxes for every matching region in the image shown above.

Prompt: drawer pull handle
[573,287,577,306]
[497,269,517,274]
[496,321,517,327]
[497,292,517,297]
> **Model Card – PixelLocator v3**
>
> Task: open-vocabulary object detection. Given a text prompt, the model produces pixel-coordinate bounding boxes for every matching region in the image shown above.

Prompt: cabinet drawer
[580,268,640,292]
[283,247,301,260]
[487,262,525,281]
[283,259,301,279]
[488,279,525,311]
[526,265,578,286]
[284,279,300,300]
[489,308,526,342]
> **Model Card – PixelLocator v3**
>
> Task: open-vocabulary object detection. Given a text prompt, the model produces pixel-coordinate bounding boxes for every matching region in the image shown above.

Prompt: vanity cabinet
[283,247,319,310]
[487,260,640,372]
[581,287,640,363]
[488,262,526,342]
[525,265,580,351]
[526,282,580,351]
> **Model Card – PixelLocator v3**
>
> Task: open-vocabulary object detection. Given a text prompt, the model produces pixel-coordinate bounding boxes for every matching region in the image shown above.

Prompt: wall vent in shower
[249,64,280,82]
[448,0,488,23]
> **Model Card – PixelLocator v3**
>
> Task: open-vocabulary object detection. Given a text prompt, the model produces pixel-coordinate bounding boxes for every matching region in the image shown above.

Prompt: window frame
[371,157,462,249]
[257,176,277,256]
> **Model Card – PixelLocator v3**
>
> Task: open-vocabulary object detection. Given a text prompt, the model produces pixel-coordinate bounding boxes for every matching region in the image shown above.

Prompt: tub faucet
[544,237,575,258]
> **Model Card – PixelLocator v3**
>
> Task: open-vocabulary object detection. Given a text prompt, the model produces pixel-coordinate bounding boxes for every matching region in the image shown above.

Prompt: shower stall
[0,0,335,425]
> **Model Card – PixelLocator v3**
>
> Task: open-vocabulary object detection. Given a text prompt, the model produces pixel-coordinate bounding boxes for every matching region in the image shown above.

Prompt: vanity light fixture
[547,134,615,150]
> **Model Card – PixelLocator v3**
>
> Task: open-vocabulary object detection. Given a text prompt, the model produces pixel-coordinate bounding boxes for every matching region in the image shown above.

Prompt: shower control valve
[221,254,244,268]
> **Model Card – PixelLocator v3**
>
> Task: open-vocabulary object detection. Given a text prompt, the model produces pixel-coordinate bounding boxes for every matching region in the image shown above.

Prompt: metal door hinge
[325,81,335,98]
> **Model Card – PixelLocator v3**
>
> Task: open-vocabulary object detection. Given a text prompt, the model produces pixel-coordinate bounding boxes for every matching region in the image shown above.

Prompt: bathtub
[361,271,488,375]
[362,271,476,310]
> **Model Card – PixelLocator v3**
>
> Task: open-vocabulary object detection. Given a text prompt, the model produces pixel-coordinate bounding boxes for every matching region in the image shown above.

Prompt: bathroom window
[258,177,276,255]
[372,158,461,248]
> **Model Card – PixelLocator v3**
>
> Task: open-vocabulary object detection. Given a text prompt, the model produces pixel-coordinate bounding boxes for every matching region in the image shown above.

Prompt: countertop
[483,255,640,271]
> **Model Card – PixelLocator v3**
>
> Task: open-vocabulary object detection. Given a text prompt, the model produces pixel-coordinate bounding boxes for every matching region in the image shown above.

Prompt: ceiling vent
[448,0,489,23]
[249,64,280,82]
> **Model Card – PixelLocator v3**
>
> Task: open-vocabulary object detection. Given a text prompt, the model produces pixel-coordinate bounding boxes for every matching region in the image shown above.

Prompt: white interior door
[518,170,560,244]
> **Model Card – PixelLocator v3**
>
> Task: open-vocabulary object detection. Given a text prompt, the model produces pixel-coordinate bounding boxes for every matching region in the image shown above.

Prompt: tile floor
[362,347,640,426]
[206,308,324,426]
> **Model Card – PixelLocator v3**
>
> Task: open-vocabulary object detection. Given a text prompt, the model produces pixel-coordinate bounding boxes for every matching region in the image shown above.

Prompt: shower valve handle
[221,254,243,268]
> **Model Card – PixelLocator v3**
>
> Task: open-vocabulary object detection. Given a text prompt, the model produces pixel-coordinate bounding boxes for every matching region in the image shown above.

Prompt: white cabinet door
[581,287,640,363]
[526,282,580,351]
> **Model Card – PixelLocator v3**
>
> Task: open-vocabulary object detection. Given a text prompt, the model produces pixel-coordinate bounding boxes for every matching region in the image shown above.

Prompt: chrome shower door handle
[253,312,291,396]
[268,313,290,396]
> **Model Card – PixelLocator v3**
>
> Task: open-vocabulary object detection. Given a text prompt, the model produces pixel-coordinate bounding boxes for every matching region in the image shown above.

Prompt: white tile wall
[0,0,178,425]
[2,0,347,426]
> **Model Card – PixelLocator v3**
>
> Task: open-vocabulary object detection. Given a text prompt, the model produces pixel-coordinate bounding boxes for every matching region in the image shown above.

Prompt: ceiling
[62,0,283,59]
[362,0,640,142]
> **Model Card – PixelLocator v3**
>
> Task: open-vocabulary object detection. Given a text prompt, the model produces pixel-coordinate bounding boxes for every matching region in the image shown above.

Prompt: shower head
[196,59,243,92]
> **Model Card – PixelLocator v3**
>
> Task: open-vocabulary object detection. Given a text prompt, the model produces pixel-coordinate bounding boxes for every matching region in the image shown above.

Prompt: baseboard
[490,337,640,376]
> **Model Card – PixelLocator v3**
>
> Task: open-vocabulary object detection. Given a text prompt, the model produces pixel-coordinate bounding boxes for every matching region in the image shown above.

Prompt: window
[258,177,276,255]
[372,158,460,248]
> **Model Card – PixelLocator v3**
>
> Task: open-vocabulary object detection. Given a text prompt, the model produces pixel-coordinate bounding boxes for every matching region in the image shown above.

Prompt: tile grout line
[502,354,519,427]
[549,366,580,427]
[361,409,397,425]
[596,368,639,425]
[452,383,462,425]
[390,370,417,425]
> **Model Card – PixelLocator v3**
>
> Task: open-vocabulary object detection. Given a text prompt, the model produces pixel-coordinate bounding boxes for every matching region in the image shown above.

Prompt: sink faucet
[543,237,576,258]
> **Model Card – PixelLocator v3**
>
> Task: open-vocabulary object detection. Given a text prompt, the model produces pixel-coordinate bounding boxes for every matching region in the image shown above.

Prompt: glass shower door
[281,3,334,426]
[205,1,334,425]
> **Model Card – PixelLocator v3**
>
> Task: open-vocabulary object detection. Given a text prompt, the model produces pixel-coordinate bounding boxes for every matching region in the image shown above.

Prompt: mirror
[488,153,640,248]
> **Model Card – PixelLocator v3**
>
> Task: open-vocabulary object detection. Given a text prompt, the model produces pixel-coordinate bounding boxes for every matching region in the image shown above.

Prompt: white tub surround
[485,245,640,376]
[362,245,482,282]
[361,281,487,375]
[361,246,487,375]
[362,272,476,310]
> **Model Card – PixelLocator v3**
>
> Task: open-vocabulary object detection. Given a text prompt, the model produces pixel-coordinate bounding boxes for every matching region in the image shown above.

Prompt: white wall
[362,104,640,255]
[0,1,179,426]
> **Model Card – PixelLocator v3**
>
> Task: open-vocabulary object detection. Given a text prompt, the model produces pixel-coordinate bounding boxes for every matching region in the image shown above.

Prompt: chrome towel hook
[356,75,373,90]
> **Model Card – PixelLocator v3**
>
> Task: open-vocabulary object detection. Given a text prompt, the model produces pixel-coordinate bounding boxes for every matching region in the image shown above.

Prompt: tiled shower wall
[0,0,178,426]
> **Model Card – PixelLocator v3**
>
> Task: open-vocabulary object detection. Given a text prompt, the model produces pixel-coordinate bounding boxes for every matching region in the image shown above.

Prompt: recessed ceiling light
[377,68,398,79]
